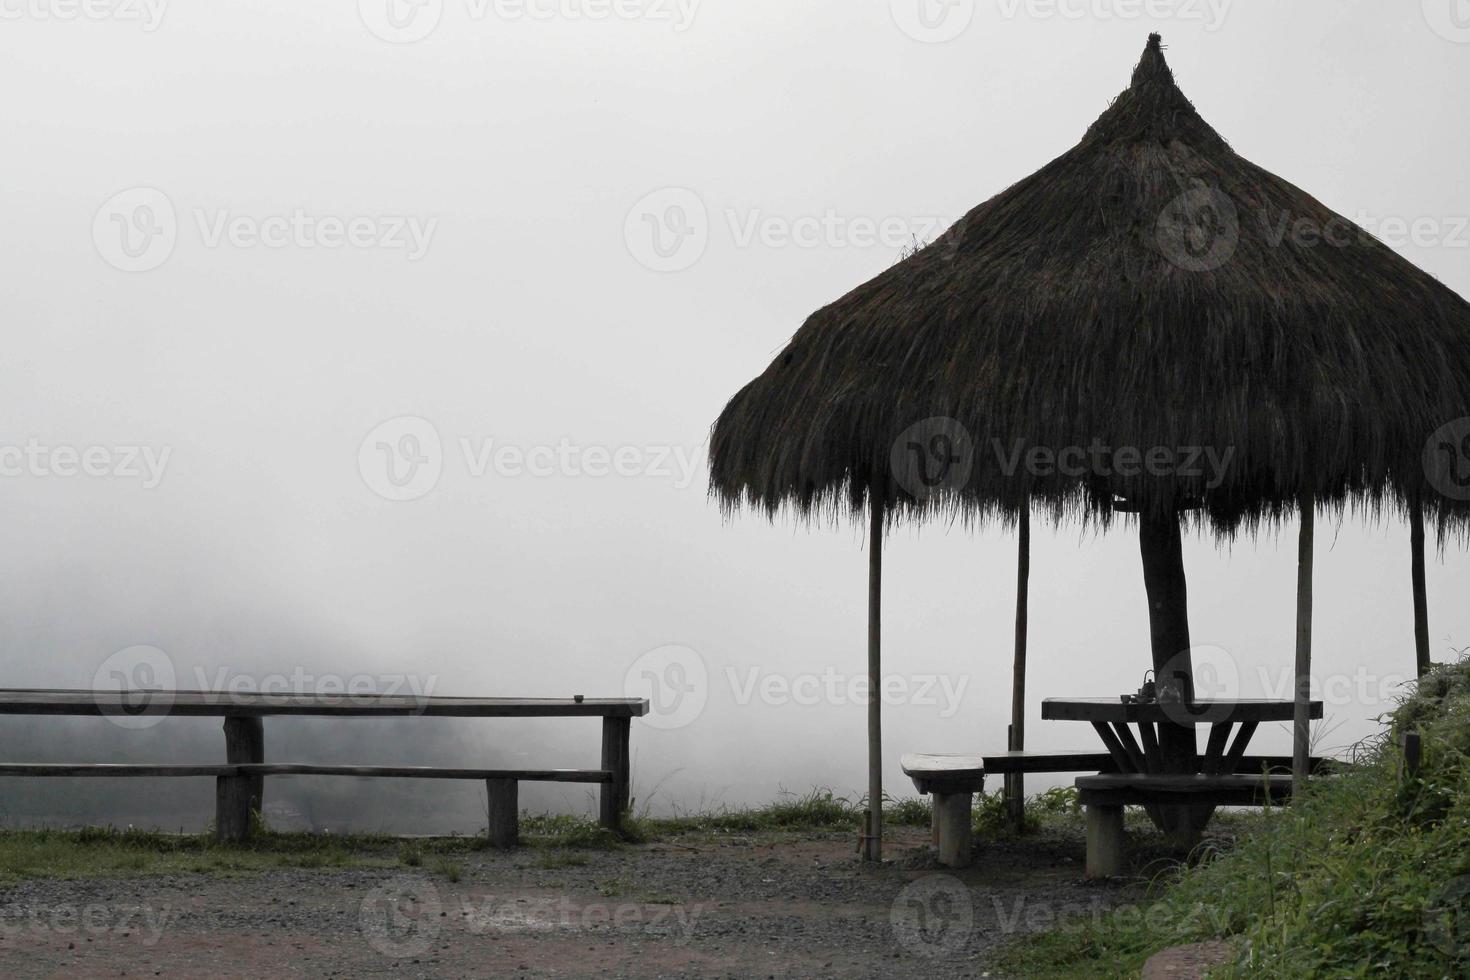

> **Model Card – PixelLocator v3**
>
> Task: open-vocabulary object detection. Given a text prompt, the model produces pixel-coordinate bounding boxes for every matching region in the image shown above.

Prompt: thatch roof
[709,35,1470,534]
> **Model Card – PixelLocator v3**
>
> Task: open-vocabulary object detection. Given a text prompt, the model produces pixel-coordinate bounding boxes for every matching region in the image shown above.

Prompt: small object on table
[1136,670,1157,703]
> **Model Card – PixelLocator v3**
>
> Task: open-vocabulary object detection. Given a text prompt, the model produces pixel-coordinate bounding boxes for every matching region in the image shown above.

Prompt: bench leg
[222,716,264,835]
[487,777,519,849]
[934,791,973,868]
[1085,804,1125,879]
[599,716,631,833]
[219,716,264,841]
[215,775,253,842]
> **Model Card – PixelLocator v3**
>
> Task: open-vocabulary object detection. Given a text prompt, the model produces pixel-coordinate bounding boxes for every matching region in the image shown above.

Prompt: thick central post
[1139,510,1196,709]
[1138,509,1200,844]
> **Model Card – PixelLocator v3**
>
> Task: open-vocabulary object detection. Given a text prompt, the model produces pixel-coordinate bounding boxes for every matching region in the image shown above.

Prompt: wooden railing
[0,690,649,845]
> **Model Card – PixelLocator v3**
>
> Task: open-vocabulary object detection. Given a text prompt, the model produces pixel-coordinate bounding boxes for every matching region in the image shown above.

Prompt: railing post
[600,716,631,832]
[487,777,519,848]
[220,716,264,841]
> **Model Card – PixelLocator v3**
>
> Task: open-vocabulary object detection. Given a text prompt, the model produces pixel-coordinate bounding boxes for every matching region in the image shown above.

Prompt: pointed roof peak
[1083,33,1224,149]
[1131,32,1173,88]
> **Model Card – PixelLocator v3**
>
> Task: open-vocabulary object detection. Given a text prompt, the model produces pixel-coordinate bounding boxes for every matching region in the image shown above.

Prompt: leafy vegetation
[997,657,1470,978]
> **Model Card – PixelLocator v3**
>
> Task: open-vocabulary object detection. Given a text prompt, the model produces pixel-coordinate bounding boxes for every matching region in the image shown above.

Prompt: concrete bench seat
[901,751,1116,867]
[1075,772,1294,877]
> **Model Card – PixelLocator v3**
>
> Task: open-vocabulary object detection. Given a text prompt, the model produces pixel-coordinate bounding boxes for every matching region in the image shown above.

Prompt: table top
[0,689,650,718]
[1041,697,1323,725]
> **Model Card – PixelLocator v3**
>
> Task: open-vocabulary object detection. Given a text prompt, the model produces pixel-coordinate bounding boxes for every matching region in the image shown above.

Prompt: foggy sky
[1,0,1467,830]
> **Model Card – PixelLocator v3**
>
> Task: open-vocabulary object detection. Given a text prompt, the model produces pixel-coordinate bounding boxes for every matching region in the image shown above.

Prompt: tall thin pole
[1410,495,1431,678]
[865,496,884,862]
[1007,505,1031,830]
[1292,493,1316,798]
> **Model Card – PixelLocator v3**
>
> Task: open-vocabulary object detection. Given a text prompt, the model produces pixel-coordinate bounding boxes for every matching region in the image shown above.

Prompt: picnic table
[1041,697,1324,779]
[1042,696,1326,876]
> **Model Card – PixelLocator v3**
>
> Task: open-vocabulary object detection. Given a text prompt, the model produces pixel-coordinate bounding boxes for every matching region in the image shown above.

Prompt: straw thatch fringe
[709,35,1470,539]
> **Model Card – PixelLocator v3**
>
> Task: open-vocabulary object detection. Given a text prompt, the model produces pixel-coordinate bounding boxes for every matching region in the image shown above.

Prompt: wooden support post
[1085,804,1125,879]
[1292,493,1315,799]
[1410,496,1431,678]
[1004,726,1019,832]
[599,716,631,832]
[220,716,264,841]
[934,791,973,868]
[215,775,252,842]
[487,777,519,849]
[1007,505,1030,832]
[865,497,884,863]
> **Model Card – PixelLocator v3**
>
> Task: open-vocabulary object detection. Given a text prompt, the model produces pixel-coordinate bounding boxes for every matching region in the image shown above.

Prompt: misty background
[1,1,1467,832]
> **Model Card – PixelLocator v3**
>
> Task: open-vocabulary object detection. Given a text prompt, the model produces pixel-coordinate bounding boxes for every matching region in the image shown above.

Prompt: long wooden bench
[0,690,648,846]
[1076,772,1294,878]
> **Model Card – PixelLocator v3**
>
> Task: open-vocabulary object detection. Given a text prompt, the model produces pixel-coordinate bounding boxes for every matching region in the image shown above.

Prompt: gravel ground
[0,826,1129,978]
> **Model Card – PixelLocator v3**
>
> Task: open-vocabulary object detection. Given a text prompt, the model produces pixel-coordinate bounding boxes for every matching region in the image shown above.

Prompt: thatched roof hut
[708,34,1470,862]
[711,34,1470,533]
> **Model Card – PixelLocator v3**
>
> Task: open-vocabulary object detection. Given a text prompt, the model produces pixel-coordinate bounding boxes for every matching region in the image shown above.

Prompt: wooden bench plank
[236,765,612,782]
[0,765,237,777]
[1076,773,1294,807]
[1077,773,1294,791]
[0,690,650,718]
[0,764,612,782]
[1043,698,1323,725]
[902,751,1119,795]
[978,751,1115,774]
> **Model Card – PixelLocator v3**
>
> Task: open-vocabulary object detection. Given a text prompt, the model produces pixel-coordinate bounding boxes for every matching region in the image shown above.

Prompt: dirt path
[0,827,1127,978]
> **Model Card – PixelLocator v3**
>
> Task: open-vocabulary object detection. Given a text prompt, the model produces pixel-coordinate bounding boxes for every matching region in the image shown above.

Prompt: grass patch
[624,788,941,839]
[430,856,463,882]
[0,826,407,881]
[0,789,928,879]
[995,657,1470,978]
[532,850,589,870]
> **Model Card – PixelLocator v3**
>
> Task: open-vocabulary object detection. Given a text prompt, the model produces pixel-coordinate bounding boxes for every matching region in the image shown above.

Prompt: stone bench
[901,751,1114,867]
